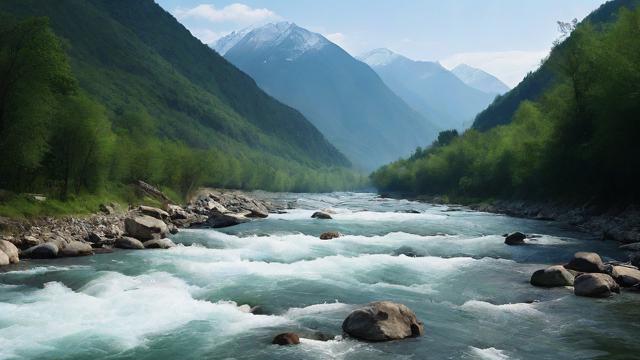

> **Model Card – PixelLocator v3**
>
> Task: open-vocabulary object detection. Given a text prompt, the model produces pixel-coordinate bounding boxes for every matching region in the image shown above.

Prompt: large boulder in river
[565,252,605,273]
[0,250,9,266]
[611,265,640,287]
[59,241,94,257]
[138,205,169,220]
[504,232,526,245]
[312,211,332,220]
[272,333,300,345]
[115,236,145,250]
[205,212,250,228]
[125,215,168,240]
[530,265,575,287]
[143,238,176,249]
[342,301,424,341]
[320,231,341,240]
[22,243,59,259]
[574,273,620,298]
[0,240,20,264]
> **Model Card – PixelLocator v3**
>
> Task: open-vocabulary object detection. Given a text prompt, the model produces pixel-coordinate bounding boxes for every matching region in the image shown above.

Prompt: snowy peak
[451,64,510,95]
[358,48,403,67]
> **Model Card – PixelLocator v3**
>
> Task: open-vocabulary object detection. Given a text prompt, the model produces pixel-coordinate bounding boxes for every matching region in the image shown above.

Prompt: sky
[156,0,608,87]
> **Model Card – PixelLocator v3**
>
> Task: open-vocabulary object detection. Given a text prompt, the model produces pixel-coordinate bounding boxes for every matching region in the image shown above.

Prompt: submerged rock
[574,273,620,298]
[312,211,332,220]
[115,236,145,250]
[530,265,575,287]
[143,238,176,249]
[272,333,300,345]
[342,301,424,341]
[22,243,59,259]
[611,265,640,287]
[504,232,526,245]
[0,240,20,264]
[59,241,94,257]
[392,246,424,258]
[566,252,605,273]
[320,231,341,240]
[125,215,168,241]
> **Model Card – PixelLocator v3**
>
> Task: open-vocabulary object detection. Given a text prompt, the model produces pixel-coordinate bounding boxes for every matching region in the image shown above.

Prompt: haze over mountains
[213,22,439,171]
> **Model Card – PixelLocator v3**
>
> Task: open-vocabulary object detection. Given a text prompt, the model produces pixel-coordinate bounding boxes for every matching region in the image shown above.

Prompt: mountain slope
[472,0,640,131]
[359,49,496,131]
[214,23,438,171]
[451,64,510,95]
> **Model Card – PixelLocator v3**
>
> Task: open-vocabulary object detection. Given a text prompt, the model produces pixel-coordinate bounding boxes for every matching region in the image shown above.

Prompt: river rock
[165,204,189,220]
[139,205,169,220]
[504,232,526,245]
[342,301,424,341]
[22,243,59,259]
[0,240,20,264]
[125,215,168,240]
[312,211,332,220]
[205,212,250,228]
[574,273,620,298]
[272,333,300,345]
[59,241,94,257]
[115,236,145,250]
[320,231,341,240]
[99,203,115,215]
[167,222,179,234]
[86,231,103,244]
[566,252,605,273]
[143,238,176,249]
[22,235,42,248]
[0,250,9,266]
[530,265,575,287]
[611,266,640,287]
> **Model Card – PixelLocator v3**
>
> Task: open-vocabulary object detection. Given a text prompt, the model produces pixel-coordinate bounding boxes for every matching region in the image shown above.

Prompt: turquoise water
[0,193,638,360]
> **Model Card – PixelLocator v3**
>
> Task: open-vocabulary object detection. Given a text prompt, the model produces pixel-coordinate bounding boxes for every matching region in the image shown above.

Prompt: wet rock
[22,243,59,259]
[312,211,332,220]
[59,241,94,257]
[565,252,605,273]
[115,236,145,250]
[272,333,300,345]
[124,215,168,241]
[167,222,179,235]
[342,301,424,341]
[611,265,640,287]
[396,209,420,214]
[574,273,620,298]
[143,238,176,249]
[0,240,20,264]
[504,232,526,245]
[139,205,169,220]
[530,265,575,287]
[392,246,424,258]
[320,231,341,240]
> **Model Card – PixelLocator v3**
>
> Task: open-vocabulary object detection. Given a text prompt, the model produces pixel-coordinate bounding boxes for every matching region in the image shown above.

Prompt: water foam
[469,346,511,360]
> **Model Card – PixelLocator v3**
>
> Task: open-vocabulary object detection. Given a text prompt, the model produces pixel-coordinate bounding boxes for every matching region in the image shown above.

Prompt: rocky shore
[0,185,281,267]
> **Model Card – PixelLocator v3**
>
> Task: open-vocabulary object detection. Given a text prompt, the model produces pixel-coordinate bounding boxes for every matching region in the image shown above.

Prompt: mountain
[359,48,496,131]
[451,64,510,95]
[472,0,640,131]
[214,23,438,171]
[0,0,357,196]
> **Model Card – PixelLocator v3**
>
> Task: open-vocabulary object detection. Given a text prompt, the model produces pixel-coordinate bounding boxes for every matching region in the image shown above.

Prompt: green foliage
[372,6,640,204]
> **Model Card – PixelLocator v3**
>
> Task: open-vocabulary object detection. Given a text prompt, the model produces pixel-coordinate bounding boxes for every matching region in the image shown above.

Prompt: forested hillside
[0,0,362,204]
[372,4,640,205]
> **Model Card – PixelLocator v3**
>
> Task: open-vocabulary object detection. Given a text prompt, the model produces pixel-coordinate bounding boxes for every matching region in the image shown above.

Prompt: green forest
[0,0,366,215]
[372,6,640,205]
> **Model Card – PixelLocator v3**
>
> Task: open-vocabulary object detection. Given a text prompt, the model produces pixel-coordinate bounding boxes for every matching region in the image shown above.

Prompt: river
[0,192,637,359]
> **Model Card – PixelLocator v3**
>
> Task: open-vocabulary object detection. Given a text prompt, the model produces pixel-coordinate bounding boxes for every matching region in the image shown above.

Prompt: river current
[0,192,637,359]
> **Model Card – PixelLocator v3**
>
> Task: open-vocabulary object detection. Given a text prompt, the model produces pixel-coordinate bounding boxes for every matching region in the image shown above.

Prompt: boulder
[22,243,59,259]
[205,212,249,228]
[167,223,179,235]
[574,273,620,298]
[566,252,605,273]
[611,266,640,287]
[86,232,103,243]
[125,215,168,241]
[504,232,526,245]
[312,211,332,220]
[115,236,145,250]
[272,333,300,346]
[530,265,575,287]
[143,238,176,249]
[59,241,94,257]
[99,203,115,215]
[320,231,341,240]
[139,205,169,220]
[165,204,189,220]
[22,235,42,248]
[0,240,20,264]
[0,250,9,266]
[342,301,424,341]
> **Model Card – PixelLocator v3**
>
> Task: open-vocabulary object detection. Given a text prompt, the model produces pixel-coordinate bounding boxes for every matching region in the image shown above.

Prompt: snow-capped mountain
[212,23,438,171]
[359,48,497,130]
[451,64,510,95]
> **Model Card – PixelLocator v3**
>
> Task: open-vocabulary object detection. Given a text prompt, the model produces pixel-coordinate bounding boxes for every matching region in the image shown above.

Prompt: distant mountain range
[213,23,439,171]
[359,48,507,131]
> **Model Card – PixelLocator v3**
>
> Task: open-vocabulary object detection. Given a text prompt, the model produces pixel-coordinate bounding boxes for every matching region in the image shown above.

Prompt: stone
[272,333,300,345]
[530,265,575,287]
[312,211,332,220]
[143,238,176,249]
[22,235,42,248]
[611,265,640,287]
[22,243,59,259]
[138,205,170,220]
[205,212,250,228]
[86,232,103,243]
[59,241,94,257]
[99,203,115,215]
[574,273,620,298]
[0,250,9,266]
[115,236,145,250]
[165,204,190,220]
[125,215,168,241]
[167,223,179,234]
[566,252,605,273]
[342,301,424,341]
[0,240,20,264]
[320,231,341,240]
[504,232,526,245]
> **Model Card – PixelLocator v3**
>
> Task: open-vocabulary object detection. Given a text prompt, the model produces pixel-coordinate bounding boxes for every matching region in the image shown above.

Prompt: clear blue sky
[155,0,607,86]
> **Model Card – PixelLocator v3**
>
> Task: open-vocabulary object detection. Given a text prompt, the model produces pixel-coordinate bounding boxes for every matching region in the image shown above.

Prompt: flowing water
[0,192,638,360]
